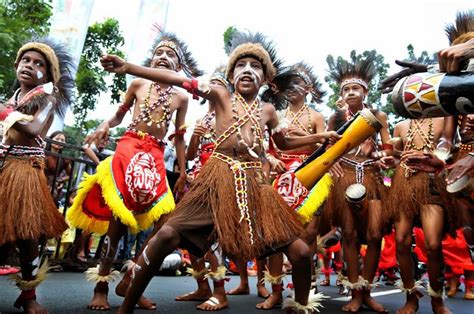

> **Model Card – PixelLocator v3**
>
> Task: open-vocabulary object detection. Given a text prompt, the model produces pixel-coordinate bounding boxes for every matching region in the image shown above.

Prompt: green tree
[74,18,126,128]
[325,50,390,113]
[0,0,52,98]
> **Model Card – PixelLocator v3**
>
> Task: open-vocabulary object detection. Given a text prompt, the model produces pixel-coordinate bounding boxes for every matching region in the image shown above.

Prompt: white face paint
[36,70,43,79]
[153,51,178,71]
[233,61,262,88]
[343,90,363,101]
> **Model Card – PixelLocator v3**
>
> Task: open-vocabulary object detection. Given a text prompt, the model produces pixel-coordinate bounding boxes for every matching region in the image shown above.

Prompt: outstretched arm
[84,80,139,145]
[100,54,228,107]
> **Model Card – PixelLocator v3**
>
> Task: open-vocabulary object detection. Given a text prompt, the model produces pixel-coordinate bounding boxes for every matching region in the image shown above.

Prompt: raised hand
[378,60,428,93]
[100,54,127,74]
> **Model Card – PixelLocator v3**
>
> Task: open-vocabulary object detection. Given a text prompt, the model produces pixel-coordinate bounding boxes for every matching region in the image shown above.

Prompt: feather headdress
[144,31,203,78]
[262,61,326,109]
[226,31,283,82]
[14,38,75,118]
[445,10,474,45]
[329,56,376,93]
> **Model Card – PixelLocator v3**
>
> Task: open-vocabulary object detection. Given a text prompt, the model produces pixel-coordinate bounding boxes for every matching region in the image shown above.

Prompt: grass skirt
[0,157,67,245]
[326,161,386,227]
[167,154,304,261]
[385,166,455,231]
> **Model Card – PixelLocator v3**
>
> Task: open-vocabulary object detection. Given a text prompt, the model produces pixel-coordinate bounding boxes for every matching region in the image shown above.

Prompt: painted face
[151,46,180,71]
[341,82,366,106]
[232,57,265,93]
[16,50,49,86]
[286,76,308,103]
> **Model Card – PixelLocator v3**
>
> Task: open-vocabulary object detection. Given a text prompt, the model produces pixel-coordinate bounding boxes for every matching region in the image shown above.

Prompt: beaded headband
[154,40,185,63]
[340,77,369,90]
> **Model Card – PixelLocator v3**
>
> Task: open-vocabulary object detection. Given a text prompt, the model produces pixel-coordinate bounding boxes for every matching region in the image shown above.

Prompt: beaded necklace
[200,111,216,143]
[232,93,263,158]
[129,83,173,129]
[401,118,434,177]
[285,103,312,134]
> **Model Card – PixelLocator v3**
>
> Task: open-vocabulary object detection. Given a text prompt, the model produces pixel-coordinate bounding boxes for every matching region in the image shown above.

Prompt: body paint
[234,62,262,88]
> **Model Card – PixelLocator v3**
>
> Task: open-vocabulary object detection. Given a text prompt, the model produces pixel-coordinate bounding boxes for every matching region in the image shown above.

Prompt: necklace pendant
[156,123,161,129]
[147,121,153,127]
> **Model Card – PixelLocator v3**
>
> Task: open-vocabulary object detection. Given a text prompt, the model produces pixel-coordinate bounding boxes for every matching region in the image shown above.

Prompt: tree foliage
[325,50,390,113]
[0,0,52,98]
[223,26,238,55]
[74,18,126,128]
[405,44,437,64]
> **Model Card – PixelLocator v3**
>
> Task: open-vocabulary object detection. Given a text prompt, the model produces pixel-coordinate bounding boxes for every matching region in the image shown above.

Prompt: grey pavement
[0,273,472,313]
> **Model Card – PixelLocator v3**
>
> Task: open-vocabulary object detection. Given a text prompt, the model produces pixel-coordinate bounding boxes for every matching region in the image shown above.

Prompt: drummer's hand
[438,38,474,73]
[401,150,444,173]
[445,154,474,185]
[378,60,428,93]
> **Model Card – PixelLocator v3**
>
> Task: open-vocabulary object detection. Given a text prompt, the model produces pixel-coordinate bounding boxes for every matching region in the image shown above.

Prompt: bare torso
[396,117,445,151]
[128,78,187,140]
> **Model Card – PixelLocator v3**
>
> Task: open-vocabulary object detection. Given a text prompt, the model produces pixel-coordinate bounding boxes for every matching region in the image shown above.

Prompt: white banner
[49,0,95,76]
[127,0,169,66]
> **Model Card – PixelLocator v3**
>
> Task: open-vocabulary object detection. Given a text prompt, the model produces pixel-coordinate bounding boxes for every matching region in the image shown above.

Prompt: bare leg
[175,254,211,301]
[256,253,284,309]
[283,239,312,307]
[339,207,363,312]
[395,212,419,314]
[420,204,452,314]
[256,259,270,298]
[197,249,229,311]
[226,258,250,295]
[89,218,126,311]
[118,225,181,313]
[320,251,331,286]
[464,270,474,300]
[445,266,459,298]
[362,200,387,313]
[16,239,48,314]
[116,220,162,309]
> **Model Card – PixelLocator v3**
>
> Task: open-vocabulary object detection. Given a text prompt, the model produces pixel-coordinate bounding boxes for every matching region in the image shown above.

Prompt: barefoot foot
[226,285,250,295]
[341,290,362,313]
[175,289,212,301]
[256,292,282,310]
[115,277,156,309]
[431,298,452,314]
[362,292,388,313]
[19,299,48,314]
[88,291,110,311]
[197,296,229,311]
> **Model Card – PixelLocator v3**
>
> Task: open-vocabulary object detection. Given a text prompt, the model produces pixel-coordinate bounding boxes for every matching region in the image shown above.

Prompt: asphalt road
[0,273,472,313]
